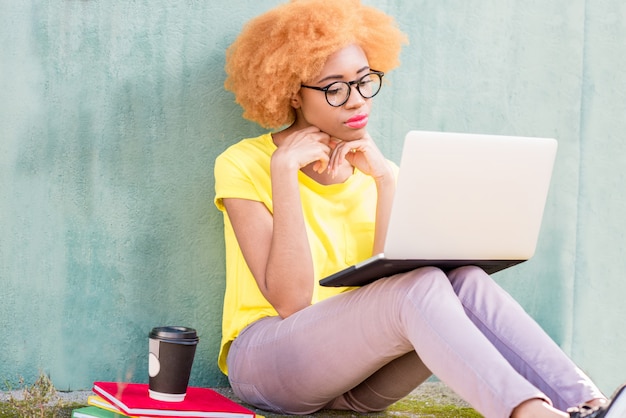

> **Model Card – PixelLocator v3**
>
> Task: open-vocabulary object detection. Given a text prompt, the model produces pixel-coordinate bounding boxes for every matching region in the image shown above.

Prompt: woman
[213,1,625,417]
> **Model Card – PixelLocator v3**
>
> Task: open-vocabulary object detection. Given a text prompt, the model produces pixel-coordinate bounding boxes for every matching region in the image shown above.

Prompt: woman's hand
[327,132,393,181]
[272,126,333,174]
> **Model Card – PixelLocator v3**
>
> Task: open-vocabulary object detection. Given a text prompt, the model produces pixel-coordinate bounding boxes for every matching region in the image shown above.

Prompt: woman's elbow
[272,297,312,319]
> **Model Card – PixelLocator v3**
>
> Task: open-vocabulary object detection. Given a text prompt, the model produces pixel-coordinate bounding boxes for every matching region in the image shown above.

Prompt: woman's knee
[387,266,458,301]
[397,266,449,288]
[447,265,497,299]
[389,266,492,300]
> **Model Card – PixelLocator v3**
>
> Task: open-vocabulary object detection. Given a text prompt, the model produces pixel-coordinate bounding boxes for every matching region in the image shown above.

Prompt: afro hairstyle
[224,0,408,129]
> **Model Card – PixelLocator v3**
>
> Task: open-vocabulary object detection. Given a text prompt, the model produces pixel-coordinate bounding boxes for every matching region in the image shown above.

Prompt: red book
[92,382,257,418]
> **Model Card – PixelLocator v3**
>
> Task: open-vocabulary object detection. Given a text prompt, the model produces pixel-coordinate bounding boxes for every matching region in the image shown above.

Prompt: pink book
[92,382,257,418]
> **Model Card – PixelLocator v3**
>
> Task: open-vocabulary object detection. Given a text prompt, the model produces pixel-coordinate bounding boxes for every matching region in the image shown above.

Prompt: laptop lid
[319,130,557,287]
[385,130,557,259]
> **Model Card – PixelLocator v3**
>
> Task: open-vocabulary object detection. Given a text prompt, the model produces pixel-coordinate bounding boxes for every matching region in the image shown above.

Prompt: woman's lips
[345,114,368,129]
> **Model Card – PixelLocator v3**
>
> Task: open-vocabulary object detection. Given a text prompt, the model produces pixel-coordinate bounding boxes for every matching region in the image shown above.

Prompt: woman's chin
[334,128,368,142]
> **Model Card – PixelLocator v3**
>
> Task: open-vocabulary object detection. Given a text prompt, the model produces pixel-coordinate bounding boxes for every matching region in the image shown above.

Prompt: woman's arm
[329,133,396,255]
[223,193,313,318]
[223,126,332,318]
[372,167,396,254]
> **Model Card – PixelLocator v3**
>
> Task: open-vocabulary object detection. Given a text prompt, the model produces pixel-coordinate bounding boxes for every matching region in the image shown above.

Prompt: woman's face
[294,44,373,142]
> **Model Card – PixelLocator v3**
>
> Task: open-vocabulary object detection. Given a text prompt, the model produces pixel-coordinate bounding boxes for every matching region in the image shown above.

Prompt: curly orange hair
[224,0,408,129]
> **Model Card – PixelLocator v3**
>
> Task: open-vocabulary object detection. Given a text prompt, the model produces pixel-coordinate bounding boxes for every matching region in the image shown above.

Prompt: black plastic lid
[149,326,199,344]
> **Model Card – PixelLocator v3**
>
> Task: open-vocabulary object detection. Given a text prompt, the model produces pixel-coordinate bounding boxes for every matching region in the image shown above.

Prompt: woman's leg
[227,267,547,417]
[226,297,430,414]
[447,265,604,411]
[325,350,432,412]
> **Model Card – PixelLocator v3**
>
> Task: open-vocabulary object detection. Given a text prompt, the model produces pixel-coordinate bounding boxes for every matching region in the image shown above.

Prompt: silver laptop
[319,130,557,287]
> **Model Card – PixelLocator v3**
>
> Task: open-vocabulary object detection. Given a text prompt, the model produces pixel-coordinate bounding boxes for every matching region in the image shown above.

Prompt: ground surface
[1,381,481,417]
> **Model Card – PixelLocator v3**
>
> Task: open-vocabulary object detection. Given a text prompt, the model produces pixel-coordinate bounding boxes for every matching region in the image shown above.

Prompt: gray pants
[226,266,603,417]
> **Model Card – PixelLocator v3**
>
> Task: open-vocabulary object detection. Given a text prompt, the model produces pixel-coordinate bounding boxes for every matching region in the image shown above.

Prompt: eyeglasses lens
[326,83,350,107]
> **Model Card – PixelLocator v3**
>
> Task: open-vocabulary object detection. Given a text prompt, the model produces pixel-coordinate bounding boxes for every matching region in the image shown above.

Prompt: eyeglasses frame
[300,70,385,107]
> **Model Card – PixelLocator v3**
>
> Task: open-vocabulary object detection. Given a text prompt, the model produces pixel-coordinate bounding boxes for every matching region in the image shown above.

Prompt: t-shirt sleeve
[214,151,253,211]
[214,143,272,212]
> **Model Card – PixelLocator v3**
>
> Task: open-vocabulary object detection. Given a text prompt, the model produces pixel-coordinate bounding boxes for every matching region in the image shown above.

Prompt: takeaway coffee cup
[148,326,199,402]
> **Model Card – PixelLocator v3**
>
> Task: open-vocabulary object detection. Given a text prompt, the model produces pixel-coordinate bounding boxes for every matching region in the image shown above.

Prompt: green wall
[1,1,624,394]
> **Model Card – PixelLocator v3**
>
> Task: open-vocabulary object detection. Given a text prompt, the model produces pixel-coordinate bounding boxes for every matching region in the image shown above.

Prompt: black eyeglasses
[300,70,384,107]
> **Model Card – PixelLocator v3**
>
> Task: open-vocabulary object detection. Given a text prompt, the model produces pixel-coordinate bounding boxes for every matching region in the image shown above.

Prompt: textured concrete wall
[1,0,624,393]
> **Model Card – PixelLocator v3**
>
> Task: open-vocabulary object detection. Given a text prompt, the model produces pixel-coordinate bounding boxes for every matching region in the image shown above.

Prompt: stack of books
[71,381,261,418]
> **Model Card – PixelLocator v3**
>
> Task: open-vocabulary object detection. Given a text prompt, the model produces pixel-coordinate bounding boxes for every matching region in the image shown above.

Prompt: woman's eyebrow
[316,66,371,84]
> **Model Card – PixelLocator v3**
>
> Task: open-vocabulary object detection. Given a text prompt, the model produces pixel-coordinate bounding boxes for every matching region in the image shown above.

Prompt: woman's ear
[291,92,302,109]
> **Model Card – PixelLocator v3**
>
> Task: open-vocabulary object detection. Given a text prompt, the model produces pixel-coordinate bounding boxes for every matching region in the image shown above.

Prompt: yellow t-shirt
[214,133,387,374]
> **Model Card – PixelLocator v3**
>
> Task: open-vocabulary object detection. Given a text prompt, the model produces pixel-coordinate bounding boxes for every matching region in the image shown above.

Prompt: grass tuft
[0,373,83,418]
